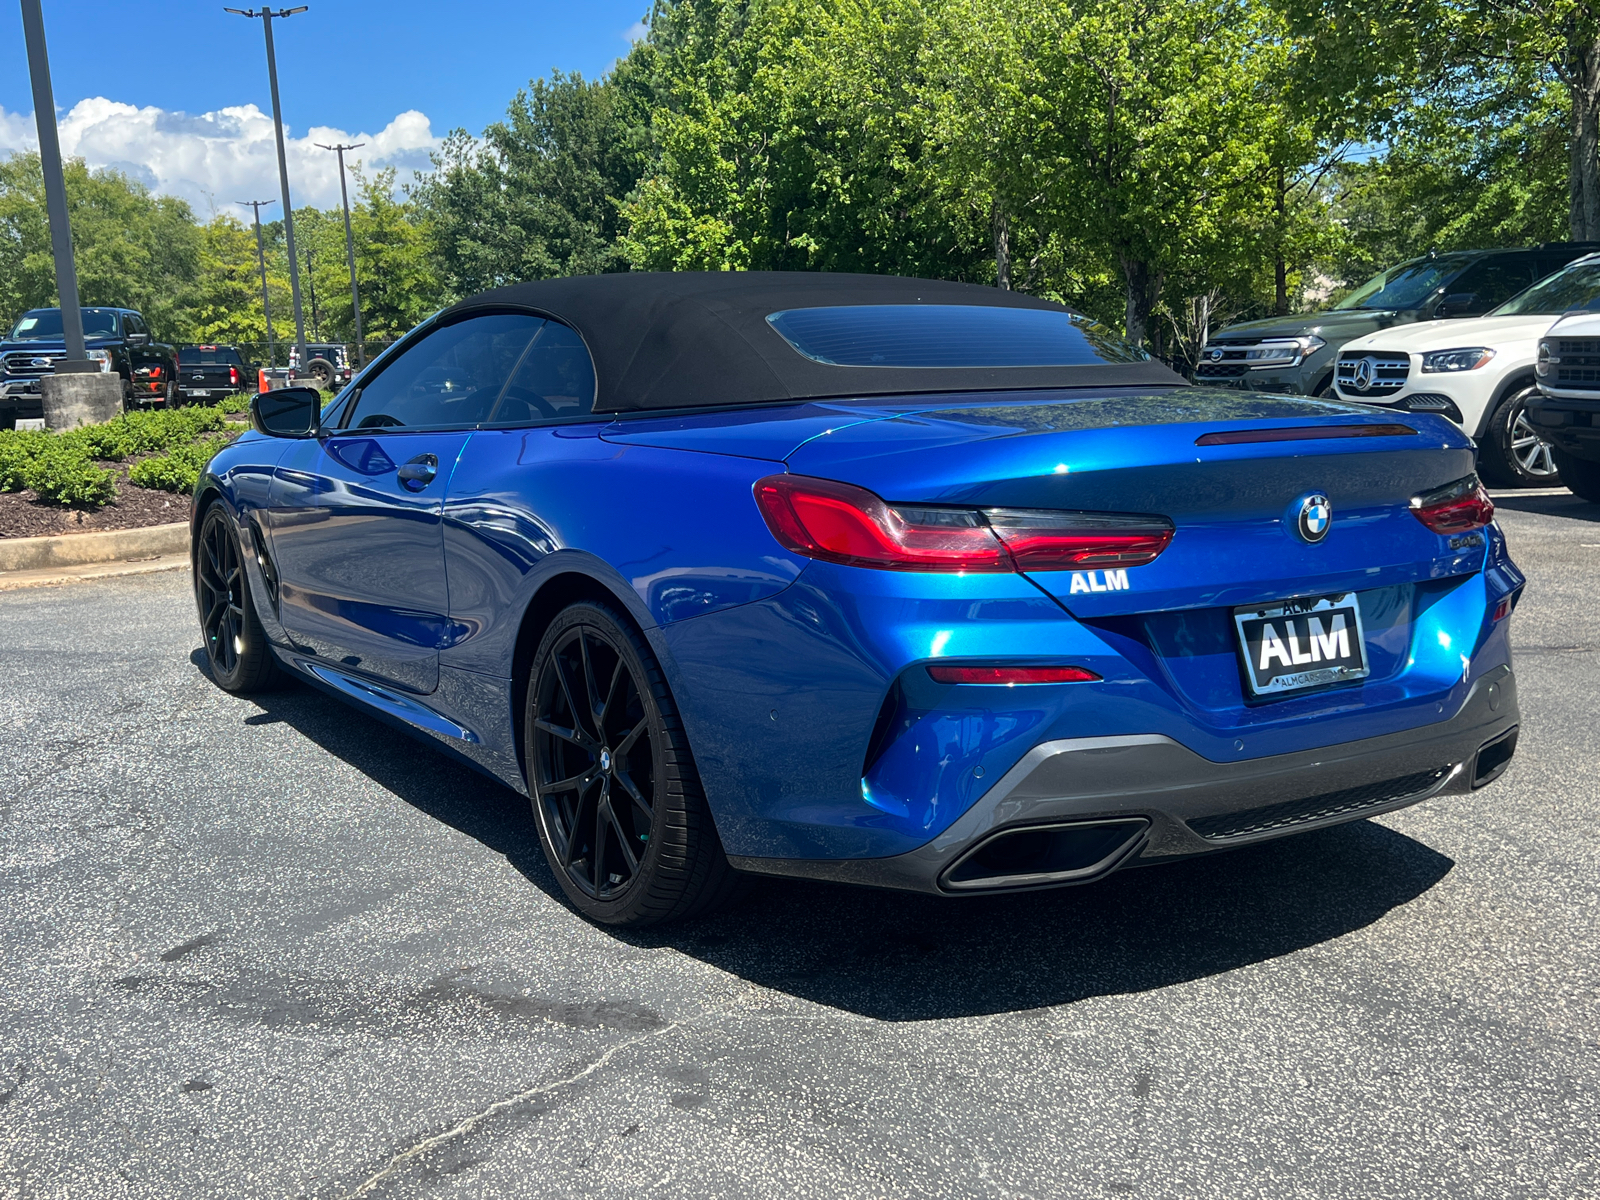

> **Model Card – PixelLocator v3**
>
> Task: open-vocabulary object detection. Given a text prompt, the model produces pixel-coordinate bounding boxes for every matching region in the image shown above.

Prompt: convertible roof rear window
[766,305,1149,368]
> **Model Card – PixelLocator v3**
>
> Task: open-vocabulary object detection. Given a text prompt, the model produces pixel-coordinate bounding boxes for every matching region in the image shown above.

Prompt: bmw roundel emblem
[1296,493,1332,543]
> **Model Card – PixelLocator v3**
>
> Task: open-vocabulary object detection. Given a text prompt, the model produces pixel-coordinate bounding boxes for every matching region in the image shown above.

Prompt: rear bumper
[730,663,1518,895]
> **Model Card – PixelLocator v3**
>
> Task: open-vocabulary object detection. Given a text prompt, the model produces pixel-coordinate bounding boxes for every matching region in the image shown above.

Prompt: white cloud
[0,98,441,216]
[622,19,648,44]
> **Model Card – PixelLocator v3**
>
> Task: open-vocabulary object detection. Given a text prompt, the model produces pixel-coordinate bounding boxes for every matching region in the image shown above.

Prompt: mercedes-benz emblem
[1296,493,1332,544]
[1351,357,1374,391]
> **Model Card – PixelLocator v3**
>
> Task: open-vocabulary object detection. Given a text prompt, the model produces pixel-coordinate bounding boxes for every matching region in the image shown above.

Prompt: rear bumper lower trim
[729,664,1518,895]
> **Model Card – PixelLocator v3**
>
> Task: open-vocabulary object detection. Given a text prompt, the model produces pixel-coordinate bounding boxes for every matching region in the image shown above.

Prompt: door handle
[397,453,439,492]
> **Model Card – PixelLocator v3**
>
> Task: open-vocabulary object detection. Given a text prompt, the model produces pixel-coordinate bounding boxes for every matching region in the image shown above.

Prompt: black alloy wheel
[195,504,280,693]
[1481,385,1561,487]
[527,601,741,926]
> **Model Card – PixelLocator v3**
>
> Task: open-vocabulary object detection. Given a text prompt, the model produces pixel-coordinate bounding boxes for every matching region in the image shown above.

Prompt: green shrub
[128,440,219,494]
[222,392,252,414]
[0,430,51,491]
[58,401,231,462]
[21,442,117,506]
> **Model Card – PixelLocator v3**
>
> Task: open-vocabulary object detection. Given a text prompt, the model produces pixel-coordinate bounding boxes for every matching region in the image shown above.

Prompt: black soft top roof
[440,272,1185,413]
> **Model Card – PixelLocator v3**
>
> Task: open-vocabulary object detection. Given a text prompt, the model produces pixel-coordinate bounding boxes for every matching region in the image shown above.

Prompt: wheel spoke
[615,715,649,757]
[534,717,588,747]
[613,767,653,823]
[541,768,594,795]
[552,654,591,742]
[610,810,640,875]
[578,632,604,734]
[598,658,624,740]
[591,790,609,887]
[565,786,596,869]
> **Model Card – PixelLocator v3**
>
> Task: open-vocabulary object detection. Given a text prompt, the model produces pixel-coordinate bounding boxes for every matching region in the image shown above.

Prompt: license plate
[1233,593,1369,698]
[189,389,211,397]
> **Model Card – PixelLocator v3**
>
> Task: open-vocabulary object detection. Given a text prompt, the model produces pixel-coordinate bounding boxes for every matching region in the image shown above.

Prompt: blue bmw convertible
[193,273,1523,925]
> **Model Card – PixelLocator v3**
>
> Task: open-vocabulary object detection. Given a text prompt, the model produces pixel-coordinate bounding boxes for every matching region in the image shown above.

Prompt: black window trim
[328,305,600,435]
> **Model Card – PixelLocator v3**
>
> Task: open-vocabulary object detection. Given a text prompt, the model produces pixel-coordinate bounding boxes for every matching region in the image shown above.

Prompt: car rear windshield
[1492,261,1600,316]
[764,304,1149,367]
[1330,257,1475,311]
[179,346,244,365]
[8,309,121,340]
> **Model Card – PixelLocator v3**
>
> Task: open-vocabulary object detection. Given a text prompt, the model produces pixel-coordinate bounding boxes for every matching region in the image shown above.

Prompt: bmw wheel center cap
[1295,493,1332,543]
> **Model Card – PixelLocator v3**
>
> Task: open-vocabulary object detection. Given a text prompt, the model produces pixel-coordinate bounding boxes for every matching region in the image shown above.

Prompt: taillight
[229,366,240,387]
[984,508,1173,568]
[1410,473,1494,534]
[752,475,1174,573]
[928,665,1101,684]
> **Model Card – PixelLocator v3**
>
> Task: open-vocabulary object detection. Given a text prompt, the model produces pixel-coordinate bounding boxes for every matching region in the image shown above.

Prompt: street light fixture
[225,6,311,378]
[237,199,277,369]
[316,141,366,367]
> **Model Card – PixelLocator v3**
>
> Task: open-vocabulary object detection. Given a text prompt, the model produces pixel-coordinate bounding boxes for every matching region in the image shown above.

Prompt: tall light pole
[20,0,89,371]
[317,141,365,367]
[225,6,310,377]
[238,199,277,368]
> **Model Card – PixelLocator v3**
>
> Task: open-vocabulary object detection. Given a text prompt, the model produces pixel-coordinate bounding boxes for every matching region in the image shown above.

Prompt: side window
[343,313,544,431]
[1446,259,1535,314]
[488,320,597,424]
[125,314,146,337]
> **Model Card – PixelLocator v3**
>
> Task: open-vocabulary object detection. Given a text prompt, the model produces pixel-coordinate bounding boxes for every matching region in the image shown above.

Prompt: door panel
[265,432,471,693]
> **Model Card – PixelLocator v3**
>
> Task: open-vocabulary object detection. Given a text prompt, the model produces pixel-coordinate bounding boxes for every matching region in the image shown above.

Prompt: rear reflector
[753,474,1173,573]
[1195,423,1417,446]
[1493,595,1512,622]
[1410,473,1494,534]
[927,665,1101,684]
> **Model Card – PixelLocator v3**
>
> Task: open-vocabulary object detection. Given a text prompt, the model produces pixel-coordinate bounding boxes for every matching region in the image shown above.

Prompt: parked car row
[1201,243,1600,497]
[0,307,356,428]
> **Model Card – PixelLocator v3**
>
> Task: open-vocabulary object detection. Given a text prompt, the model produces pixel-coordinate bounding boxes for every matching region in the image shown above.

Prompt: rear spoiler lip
[1195,423,1418,446]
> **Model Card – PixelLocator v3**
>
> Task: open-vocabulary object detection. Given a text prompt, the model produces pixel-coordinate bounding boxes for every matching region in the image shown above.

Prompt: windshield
[179,346,244,366]
[765,304,1149,367]
[8,309,121,341]
[1331,258,1472,312]
[1492,261,1600,316]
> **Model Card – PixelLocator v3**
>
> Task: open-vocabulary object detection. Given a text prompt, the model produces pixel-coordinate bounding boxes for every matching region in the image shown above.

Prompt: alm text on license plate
[1233,593,1369,698]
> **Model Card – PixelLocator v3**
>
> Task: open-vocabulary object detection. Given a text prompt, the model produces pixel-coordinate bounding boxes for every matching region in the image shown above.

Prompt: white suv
[1331,253,1600,486]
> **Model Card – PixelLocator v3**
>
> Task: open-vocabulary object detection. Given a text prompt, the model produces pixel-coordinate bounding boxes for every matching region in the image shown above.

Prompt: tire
[165,378,178,406]
[525,600,742,926]
[195,503,282,693]
[307,358,336,390]
[1553,446,1600,503]
[1479,384,1561,487]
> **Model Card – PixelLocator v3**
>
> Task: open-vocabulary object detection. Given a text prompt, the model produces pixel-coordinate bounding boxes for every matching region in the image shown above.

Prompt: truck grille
[2,350,64,381]
[1554,339,1600,390]
[1335,352,1410,396]
[1193,338,1255,380]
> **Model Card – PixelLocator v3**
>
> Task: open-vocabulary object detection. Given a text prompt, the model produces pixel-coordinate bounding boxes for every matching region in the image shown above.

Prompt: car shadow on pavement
[1490,491,1600,521]
[213,654,1455,1023]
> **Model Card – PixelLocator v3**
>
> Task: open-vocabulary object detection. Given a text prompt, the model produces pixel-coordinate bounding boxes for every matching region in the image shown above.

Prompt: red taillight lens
[928,665,1101,684]
[229,366,240,387]
[1493,595,1512,622]
[1410,473,1494,534]
[984,508,1174,569]
[753,475,1011,572]
[753,475,1175,574]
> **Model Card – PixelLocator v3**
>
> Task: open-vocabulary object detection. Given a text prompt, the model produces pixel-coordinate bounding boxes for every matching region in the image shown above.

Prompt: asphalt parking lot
[1,492,1596,1200]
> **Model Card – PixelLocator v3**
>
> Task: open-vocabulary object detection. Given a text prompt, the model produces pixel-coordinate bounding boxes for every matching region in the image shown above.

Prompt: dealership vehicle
[1330,254,1600,486]
[193,273,1523,926]
[287,342,354,390]
[0,306,178,426]
[1194,244,1600,398]
[1529,310,1600,502]
[176,344,250,403]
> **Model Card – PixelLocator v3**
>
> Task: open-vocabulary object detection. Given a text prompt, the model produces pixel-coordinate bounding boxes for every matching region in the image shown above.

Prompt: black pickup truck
[0,306,179,428]
[176,344,251,403]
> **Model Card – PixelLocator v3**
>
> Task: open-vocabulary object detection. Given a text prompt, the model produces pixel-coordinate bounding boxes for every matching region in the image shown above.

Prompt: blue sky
[0,0,649,212]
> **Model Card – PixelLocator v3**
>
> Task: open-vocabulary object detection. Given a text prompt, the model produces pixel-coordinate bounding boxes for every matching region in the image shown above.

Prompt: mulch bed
[0,462,188,539]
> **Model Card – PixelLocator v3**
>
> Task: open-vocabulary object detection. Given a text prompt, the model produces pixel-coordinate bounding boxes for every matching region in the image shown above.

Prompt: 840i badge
[1233,593,1370,698]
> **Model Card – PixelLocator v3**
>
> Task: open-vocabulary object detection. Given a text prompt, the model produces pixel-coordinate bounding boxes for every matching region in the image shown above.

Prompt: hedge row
[0,397,251,507]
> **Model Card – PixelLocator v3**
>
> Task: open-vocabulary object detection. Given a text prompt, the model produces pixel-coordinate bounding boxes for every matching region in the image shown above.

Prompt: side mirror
[126,331,150,346]
[250,387,322,438]
[1435,292,1478,318]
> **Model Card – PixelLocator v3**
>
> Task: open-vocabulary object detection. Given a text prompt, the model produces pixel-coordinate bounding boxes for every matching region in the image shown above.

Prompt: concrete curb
[0,556,189,592]
[0,520,189,574]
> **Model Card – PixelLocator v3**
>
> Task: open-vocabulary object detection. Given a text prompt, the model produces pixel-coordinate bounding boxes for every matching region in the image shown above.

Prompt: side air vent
[1473,727,1518,788]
